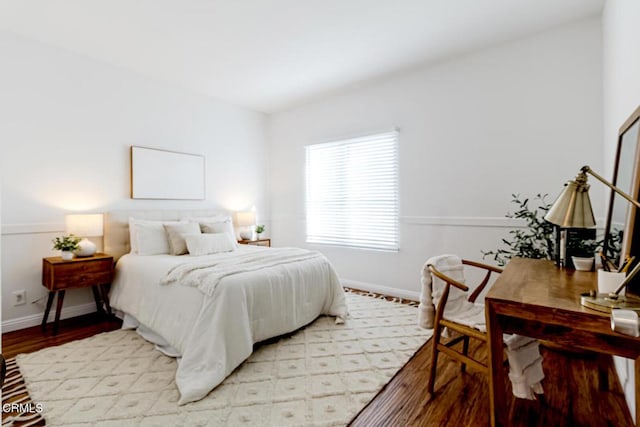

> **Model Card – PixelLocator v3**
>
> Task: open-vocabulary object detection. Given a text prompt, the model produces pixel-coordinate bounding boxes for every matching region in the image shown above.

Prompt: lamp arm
[582,165,640,209]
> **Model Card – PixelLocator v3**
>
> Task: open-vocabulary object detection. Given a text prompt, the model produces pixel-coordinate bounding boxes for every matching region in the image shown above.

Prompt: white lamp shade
[235,211,256,227]
[65,214,104,237]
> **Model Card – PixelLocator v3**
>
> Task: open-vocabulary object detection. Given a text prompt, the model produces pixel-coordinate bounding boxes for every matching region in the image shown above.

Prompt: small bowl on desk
[572,256,594,271]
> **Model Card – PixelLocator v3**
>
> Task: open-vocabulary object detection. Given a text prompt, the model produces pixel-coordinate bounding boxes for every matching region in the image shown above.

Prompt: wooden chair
[426,259,503,395]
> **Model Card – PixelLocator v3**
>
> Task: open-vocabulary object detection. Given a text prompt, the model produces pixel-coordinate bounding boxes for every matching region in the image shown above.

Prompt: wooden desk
[485,258,640,427]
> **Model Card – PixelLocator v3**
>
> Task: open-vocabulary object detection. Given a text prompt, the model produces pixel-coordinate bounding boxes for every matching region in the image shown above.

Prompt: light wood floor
[2,314,634,426]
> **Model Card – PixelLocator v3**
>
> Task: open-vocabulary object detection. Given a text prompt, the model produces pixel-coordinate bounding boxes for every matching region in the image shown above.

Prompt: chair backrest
[419,254,470,328]
[428,255,470,315]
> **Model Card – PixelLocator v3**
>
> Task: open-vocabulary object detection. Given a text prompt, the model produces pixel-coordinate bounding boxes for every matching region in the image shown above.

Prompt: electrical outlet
[12,290,26,306]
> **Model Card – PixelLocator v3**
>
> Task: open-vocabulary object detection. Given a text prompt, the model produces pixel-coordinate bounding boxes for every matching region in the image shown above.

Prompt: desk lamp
[545,165,640,312]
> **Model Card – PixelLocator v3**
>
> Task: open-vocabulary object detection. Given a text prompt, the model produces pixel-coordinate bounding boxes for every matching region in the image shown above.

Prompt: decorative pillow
[198,217,238,248]
[129,218,184,255]
[184,233,237,256]
[164,222,202,255]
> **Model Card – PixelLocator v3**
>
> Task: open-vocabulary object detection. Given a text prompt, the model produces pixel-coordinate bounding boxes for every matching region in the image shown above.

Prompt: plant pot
[61,250,74,261]
[572,256,594,271]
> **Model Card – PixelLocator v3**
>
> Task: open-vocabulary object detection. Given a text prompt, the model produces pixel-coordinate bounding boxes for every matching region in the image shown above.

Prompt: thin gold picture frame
[130,146,205,200]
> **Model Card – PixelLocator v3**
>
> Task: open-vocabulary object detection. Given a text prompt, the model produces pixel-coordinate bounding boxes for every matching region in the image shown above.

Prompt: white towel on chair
[419,254,487,330]
[419,254,475,329]
[418,254,545,399]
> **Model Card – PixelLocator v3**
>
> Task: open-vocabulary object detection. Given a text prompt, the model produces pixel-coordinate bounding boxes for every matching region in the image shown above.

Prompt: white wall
[268,18,603,297]
[0,31,268,330]
[602,0,640,419]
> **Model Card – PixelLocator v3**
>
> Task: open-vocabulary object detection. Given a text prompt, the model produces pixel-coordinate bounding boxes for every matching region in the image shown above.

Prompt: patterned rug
[8,292,431,426]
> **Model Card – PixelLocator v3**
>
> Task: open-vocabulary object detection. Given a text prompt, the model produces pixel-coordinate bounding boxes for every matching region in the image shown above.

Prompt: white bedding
[109,245,348,404]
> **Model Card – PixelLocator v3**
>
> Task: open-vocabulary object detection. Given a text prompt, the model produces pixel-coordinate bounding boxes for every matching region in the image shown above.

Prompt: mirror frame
[603,105,640,294]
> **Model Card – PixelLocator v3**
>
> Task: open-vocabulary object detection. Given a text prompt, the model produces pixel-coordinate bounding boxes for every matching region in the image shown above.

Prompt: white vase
[240,229,255,240]
[572,256,594,271]
[61,251,74,261]
[74,237,97,257]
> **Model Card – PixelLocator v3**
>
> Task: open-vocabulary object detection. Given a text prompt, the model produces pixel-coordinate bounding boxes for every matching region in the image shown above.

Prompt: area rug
[14,293,431,426]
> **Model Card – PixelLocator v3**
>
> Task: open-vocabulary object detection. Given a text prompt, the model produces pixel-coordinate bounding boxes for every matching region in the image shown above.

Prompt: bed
[104,209,348,404]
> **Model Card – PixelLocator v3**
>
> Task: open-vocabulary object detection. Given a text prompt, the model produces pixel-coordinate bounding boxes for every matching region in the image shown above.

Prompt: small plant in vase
[52,235,81,261]
[255,224,265,239]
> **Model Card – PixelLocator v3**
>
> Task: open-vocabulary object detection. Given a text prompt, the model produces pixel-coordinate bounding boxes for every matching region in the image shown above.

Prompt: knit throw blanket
[162,247,323,296]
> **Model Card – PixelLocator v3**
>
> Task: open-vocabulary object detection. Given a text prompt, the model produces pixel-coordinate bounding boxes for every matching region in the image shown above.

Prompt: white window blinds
[305,130,399,251]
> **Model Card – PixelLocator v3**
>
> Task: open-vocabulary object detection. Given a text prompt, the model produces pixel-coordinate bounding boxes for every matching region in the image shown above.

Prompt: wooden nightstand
[238,238,271,247]
[41,253,114,334]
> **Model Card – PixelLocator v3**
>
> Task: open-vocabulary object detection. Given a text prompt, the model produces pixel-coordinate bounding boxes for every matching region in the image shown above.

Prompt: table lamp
[65,213,103,257]
[545,165,640,312]
[235,211,256,240]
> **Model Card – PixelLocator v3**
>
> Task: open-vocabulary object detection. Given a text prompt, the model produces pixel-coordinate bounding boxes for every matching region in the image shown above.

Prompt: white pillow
[164,222,202,255]
[198,217,238,248]
[188,215,230,223]
[129,218,184,255]
[185,233,237,256]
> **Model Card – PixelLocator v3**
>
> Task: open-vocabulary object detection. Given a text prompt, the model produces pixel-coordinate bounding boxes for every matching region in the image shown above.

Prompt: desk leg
[486,301,506,427]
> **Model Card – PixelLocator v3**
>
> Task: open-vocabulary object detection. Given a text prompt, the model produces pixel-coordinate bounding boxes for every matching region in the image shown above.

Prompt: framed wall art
[130,146,205,200]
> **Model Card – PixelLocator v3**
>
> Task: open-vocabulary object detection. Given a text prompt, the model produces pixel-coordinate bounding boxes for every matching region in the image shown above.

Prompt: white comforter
[109,245,348,405]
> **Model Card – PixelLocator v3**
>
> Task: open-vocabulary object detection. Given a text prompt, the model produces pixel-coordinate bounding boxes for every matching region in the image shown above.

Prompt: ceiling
[0,0,603,113]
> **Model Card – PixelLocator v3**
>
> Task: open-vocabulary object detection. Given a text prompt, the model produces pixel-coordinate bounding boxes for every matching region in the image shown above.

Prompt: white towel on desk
[418,254,544,399]
[504,334,545,399]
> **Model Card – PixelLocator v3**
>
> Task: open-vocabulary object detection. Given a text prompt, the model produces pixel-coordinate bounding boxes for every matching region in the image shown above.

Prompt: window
[305,130,399,251]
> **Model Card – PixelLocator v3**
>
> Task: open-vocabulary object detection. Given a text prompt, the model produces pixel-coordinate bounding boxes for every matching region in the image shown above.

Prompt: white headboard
[104,209,228,262]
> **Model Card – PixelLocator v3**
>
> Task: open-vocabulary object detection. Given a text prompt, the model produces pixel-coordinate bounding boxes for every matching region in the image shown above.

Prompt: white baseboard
[2,302,98,333]
[341,278,420,301]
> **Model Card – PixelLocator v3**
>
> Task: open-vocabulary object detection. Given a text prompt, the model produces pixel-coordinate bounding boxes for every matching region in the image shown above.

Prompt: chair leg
[427,325,442,395]
[461,336,470,373]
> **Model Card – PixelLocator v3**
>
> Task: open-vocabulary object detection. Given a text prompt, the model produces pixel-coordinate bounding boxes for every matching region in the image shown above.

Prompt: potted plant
[255,224,265,238]
[568,238,601,271]
[52,235,81,261]
[482,194,556,266]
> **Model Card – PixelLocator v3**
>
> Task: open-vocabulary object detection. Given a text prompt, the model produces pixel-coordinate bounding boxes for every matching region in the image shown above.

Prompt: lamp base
[74,238,97,257]
[580,292,640,313]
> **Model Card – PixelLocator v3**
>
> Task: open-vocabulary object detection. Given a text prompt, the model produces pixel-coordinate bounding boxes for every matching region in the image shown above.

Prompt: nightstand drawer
[54,270,112,290]
[43,257,113,290]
